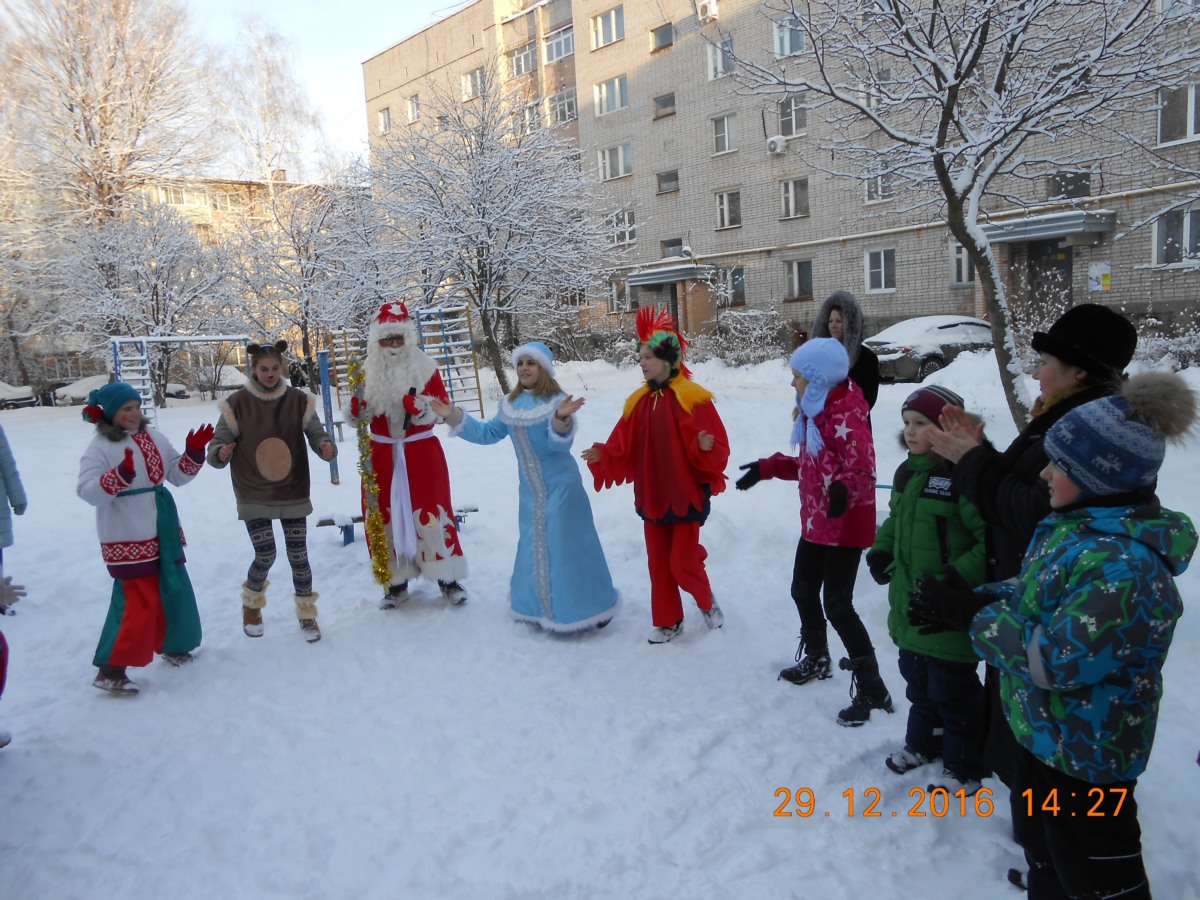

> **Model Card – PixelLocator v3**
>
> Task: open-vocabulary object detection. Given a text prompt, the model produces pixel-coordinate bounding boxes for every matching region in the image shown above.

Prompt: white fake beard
[364,346,427,422]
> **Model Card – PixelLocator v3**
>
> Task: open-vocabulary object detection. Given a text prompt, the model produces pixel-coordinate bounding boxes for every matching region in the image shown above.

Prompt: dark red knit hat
[902,385,964,424]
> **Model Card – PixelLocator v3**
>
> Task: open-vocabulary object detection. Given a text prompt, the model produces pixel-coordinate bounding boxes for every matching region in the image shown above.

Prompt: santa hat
[511,342,555,378]
[369,301,418,345]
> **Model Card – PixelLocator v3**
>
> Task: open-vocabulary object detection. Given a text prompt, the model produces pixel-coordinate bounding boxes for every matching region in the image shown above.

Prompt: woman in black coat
[810,291,880,409]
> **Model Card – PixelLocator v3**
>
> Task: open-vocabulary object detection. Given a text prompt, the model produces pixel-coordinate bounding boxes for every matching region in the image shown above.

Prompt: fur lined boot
[241,581,268,638]
[295,591,320,642]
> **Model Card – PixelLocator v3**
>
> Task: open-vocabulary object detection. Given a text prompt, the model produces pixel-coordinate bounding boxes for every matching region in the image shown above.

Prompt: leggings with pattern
[244,518,312,595]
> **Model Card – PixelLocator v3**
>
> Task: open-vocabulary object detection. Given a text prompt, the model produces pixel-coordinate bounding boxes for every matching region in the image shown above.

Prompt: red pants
[644,521,713,627]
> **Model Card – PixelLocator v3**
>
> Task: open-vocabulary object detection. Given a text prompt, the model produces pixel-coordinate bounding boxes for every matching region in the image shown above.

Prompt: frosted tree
[370,62,625,392]
[737,0,1199,423]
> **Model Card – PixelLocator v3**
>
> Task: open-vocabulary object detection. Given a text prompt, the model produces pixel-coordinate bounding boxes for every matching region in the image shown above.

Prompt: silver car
[864,315,993,382]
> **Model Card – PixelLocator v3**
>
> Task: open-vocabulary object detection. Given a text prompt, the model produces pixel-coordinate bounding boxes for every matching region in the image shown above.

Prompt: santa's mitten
[350,395,366,419]
[402,394,421,416]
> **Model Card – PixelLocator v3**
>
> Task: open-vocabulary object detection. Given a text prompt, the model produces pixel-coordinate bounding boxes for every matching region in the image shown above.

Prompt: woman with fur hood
[207,341,336,643]
[810,290,880,409]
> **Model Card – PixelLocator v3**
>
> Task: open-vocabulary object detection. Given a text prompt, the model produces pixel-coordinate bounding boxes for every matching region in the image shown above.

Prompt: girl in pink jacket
[736,338,892,725]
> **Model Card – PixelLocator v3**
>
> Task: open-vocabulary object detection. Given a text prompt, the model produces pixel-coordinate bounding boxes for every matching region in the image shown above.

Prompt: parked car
[0,380,37,409]
[55,374,111,406]
[164,382,190,400]
[863,315,994,382]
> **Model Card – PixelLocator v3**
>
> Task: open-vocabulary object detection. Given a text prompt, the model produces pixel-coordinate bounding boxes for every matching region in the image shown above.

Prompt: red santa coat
[364,369,467,582]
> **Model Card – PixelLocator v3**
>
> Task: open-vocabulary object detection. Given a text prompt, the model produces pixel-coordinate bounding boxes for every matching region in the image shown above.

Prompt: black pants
[789,539,872,658]
[898,649,987,781]
[1012,746,1149,899]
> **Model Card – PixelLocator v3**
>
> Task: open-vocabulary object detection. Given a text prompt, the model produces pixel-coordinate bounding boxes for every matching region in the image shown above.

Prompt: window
[779,94,806,137]
[514,102,540,134]
[656,170,679,194]
[718,267,746,307]
[953,245,976,285]
[462,67,484,100]
[781,178,810,218]
[211,191,243,212]
[595,74,629,115]
[592,7,624,48]
[406,96,420,123]
[774,17,804,57]
[713,114,738,154]
[608,208,636,246]
[560,287,586,307]
[437,115,450,131]
[1159,84,1199,143]
[545,25,574,62]
[159,186,206,207]
[509,43,536,78]
[861,0,887,25]
[598,143,632,180]
[651,22,674,51]
[661,238,684,258]
[786,260,814,300]
[378,107,392,134]
[548,87,578,125]
[707,38,734,80]
[1163,0,1199,14]
[607,281,629,314]
[863,68,891,109]
[716,190,742,229]
[653,92,676,119]
[1155,208,1200,264]
[866,172,896,202]
[867,249,896,292]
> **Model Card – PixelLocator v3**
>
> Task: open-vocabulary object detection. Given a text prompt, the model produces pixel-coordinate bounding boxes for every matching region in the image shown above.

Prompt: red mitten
[402,394,421,416]
[117,448,136,484]
[186,423,215,452]
[350,395,366,418]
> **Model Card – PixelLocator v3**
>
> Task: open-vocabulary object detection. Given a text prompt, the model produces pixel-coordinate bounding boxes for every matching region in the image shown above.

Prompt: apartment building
[363,0,1200,339]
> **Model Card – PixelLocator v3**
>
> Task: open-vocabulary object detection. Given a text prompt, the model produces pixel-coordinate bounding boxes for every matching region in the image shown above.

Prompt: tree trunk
[477,307,510,395]
[974,251,1030,429]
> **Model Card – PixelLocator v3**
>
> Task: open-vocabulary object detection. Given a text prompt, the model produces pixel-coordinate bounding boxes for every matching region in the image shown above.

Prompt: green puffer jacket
[871,453,987,663]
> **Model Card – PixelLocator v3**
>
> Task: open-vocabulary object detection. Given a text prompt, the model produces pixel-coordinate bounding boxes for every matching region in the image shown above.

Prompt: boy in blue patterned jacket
[912,371,1196,899]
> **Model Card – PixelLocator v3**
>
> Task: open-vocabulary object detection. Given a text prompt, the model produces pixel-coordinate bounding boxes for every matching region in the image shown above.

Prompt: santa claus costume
[349,302,468,606]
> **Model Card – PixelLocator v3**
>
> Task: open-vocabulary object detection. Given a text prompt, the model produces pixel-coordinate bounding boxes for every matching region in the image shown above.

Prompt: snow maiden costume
[447,342,619,632]
[348,301,469,606]
[76,382,211,694]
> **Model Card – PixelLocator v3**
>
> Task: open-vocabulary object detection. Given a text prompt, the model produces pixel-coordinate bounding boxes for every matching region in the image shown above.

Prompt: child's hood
[1065,502,1197,577]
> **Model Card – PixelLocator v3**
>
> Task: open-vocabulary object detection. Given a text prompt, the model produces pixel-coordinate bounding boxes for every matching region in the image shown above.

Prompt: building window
[437,115,450,131]
[159,186,206,207]
[406,96,420,123]
[1163,0,1200,15]
[718,267,746,307]
[863,68,891,109]
[593,6,625,48]
[1159,84,1199,144]
[953,245,976,285]
[786,260,814,300]
[657,170,679,194]
[545,25,574,63]
[713,114,738,154]
[779,94,806,137]
[867,248,896,292]
[661,238,684,258]
[774,17,804,57]
[1155,208,1200,264]
[651,22,673,51]
[514,102,540,134]
[462,67,484,100]
[866,172,896,202]
[608,208,636,246]
[509,43,536,78]
[607,281,630,313]
[707,38,734,80]
[211,190,243,212]
[548,86,578,125]
[378,107,392,134]
[653,92,676,119]
[598,143,633,181]
[595,74,629,115]
[1048,171,1092,199]
[716,190,742,229]
[560,287,586,307]
[781,178,809,218]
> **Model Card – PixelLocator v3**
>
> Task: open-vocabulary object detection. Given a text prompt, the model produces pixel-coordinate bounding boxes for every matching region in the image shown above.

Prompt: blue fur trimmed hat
[511,341,555,378]
[1043,371,1197,499]
[83,381,140,424]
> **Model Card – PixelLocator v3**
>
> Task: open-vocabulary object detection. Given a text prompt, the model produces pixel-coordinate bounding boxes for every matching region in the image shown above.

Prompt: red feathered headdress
[636,306,690,380]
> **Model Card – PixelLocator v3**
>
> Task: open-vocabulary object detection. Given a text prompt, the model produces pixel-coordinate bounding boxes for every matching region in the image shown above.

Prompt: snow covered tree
[370,61,624,393]
[737,0,1200,424]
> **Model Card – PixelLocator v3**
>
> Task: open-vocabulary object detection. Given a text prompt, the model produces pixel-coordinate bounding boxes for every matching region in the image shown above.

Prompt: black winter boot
[778,633,832,685]
[836,653,894,726]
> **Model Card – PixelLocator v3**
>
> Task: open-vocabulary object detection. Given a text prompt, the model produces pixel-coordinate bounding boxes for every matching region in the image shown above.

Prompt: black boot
[836,653,893,726]
[778,632,832,685]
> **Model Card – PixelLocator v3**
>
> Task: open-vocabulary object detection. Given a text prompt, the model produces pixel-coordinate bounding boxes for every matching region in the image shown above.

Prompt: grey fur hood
[810,290,865,365]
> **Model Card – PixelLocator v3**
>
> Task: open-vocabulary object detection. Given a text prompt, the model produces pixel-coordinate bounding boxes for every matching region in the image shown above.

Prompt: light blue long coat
[0,424,27,550]
[454,392,619,632]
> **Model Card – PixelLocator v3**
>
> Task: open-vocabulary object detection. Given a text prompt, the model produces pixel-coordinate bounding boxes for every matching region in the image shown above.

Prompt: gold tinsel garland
[347,356,392,587]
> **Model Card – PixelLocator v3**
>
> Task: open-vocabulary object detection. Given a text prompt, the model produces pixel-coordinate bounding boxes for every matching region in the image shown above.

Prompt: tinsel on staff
[347,355,392,586]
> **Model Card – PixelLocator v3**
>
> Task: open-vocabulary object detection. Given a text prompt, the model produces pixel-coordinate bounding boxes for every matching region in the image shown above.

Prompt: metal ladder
[111,338,158,427]
[416,306,484,417]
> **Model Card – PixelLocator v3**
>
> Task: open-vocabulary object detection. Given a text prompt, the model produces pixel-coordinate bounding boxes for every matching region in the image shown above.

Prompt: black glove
[866,550,893,585]
[827,482,848,519]
[907,569,988,634]
[735,461,761,491]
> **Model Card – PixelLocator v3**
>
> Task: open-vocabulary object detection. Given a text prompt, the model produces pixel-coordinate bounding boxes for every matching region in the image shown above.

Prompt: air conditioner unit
[698,0,719,24]
[766,135,788,156]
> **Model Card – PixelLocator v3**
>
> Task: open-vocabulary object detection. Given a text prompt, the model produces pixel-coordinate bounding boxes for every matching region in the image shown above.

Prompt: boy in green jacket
[866,385,988,793]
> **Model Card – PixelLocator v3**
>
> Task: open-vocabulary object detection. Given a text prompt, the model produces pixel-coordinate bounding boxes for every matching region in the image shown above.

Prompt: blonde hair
[507,363,563,401]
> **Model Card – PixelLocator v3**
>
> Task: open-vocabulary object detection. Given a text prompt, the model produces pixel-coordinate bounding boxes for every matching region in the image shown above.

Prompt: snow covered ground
[1,353,1198,900]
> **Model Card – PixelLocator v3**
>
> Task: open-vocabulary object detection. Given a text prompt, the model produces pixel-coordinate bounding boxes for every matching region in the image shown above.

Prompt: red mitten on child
[116,448,136,484]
